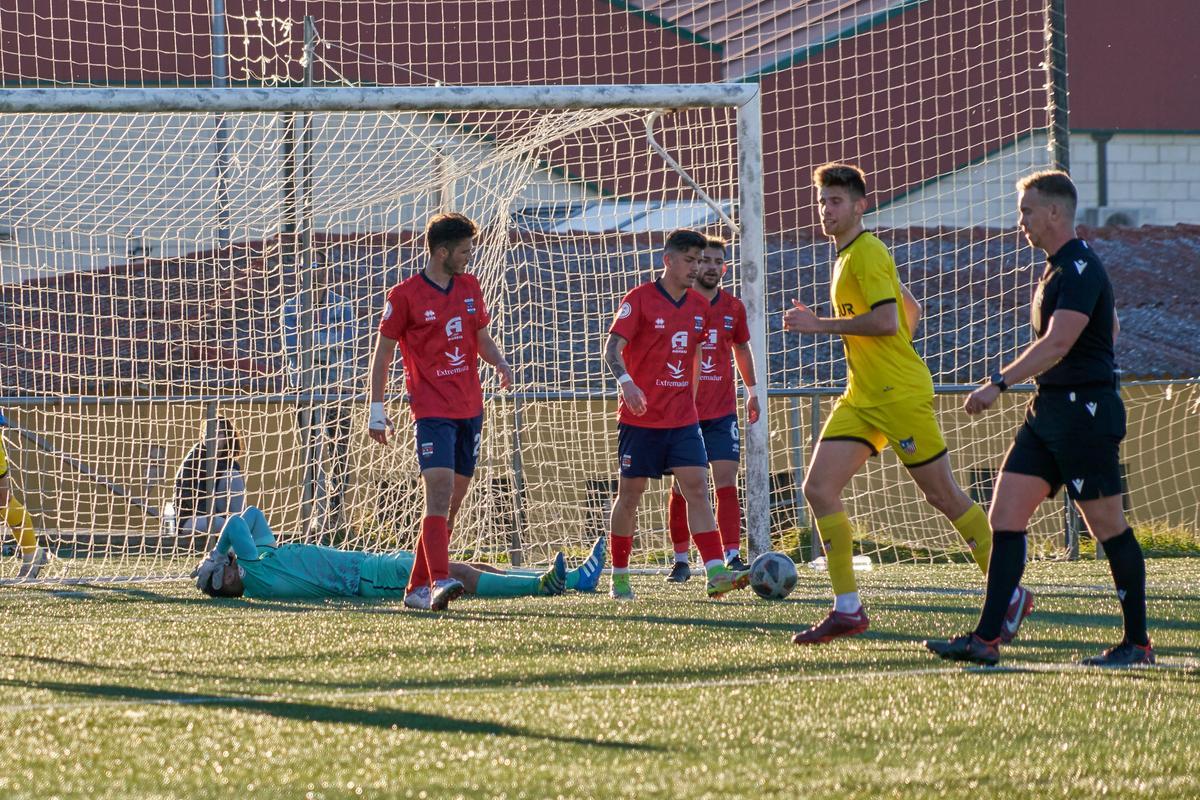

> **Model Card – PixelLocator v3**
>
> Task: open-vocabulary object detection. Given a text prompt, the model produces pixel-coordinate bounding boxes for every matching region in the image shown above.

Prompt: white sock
[834,591,862,614]
[703,559,725,572]
[674,551,690,564]
[724,548,739,561]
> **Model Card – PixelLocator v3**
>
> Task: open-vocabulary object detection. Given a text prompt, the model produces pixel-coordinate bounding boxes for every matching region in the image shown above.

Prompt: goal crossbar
[0,84,759,114]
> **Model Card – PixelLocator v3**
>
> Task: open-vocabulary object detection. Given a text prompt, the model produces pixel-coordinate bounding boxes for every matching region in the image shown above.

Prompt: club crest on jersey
[670,331,690,353]
[465,297,476,315]
[654,317,665,329]
[424,309,436,322]
[723,315,734,330]
[899,437,917,454]
[445,316,464,340]
[694,315,704,331]
[617,302,632,320]
[382,300,394,321]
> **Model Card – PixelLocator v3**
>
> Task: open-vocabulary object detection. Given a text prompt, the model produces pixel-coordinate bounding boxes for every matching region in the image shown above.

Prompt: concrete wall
[1070,132,1200,226]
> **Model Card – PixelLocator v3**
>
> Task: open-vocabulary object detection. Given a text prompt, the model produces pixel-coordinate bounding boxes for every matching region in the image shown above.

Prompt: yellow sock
[817,511,856,596]
[5,497,38,555]
[952,502,992,574]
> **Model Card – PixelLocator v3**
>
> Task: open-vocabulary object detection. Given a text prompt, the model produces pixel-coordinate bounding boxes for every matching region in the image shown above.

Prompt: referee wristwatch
[989,371,1008,392]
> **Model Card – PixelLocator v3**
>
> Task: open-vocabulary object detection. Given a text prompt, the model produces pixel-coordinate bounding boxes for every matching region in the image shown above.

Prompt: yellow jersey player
[0,409,48,579]
[783,163,1031,645]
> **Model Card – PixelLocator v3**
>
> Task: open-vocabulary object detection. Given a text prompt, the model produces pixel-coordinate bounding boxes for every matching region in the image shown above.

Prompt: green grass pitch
[3,560,1199,799]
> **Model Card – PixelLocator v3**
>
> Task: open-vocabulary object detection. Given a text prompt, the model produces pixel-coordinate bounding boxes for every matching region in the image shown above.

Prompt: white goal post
[0,83,768,582]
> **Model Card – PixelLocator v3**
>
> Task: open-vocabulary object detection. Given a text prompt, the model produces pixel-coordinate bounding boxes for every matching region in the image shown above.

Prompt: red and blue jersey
[608,280,709,428]
[379,272,490,420]
[695,289,750,421]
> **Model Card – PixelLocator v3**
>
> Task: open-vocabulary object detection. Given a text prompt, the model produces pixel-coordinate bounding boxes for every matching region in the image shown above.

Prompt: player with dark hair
[366,212,514,612]
[665,234,760,581]
[174,413,247,536]
[192,506,606,601]
[602,228,750,600]
[926,169,1152,667]
[784,162,1030,645]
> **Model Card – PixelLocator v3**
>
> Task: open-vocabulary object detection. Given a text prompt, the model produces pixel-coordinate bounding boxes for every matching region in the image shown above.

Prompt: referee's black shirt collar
[1047,238,1090,267]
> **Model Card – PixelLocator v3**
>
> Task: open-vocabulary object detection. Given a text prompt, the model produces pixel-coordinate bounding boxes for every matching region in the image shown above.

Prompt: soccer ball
[749,552,798,600]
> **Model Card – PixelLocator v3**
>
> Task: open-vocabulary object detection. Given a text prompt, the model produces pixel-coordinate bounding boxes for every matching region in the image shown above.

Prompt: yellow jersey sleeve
[845,239,899,310]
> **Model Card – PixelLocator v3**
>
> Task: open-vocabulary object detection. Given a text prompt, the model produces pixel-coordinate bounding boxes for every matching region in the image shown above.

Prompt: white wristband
[617,374,634,386]
[368,402,389,430]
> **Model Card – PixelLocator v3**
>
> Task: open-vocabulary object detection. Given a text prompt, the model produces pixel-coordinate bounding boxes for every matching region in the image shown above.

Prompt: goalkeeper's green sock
[473,571,541,598]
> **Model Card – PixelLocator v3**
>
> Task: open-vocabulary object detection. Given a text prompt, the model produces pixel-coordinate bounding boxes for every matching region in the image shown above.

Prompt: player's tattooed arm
[604,333,646,415]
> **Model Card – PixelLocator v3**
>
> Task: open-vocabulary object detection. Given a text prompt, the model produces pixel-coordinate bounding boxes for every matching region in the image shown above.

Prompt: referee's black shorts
[1000,383,1126,501]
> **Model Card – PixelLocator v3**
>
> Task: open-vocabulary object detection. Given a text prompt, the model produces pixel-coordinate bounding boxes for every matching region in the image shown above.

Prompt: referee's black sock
[1101,527,1150,647]
[974,530,1027,642]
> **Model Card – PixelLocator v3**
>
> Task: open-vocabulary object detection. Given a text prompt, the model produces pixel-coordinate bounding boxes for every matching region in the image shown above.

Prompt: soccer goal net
[0,84,768,582]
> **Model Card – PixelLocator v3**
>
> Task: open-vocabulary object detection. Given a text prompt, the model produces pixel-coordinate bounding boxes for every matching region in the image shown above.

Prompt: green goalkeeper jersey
[216,520,370,599]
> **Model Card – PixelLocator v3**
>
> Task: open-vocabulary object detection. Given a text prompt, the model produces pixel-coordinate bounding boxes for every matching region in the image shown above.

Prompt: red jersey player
[666,235,761,582]
[366,213,513,611]
[602,228,750,600]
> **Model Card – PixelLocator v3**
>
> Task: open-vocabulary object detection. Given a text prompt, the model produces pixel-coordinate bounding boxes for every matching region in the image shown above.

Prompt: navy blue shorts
[415,415,484,477]
[618,422,708,479]
[1001,387,1125,501]
[699,413,740,463]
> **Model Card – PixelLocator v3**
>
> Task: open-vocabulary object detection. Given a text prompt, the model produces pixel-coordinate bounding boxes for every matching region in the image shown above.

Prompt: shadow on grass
[0,677,660,751]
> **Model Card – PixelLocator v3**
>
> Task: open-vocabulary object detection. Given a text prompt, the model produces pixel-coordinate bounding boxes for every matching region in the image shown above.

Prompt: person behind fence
[192,505,606,602]
[281,247,363,542]
[0,408,49,579]
[173,414,247,537]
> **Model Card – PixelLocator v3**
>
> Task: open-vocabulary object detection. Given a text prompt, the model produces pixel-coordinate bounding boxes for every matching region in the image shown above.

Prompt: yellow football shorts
[820,395,948,468]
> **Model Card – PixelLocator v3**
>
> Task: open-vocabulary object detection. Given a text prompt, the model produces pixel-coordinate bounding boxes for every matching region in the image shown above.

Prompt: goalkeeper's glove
[192,549,231,593]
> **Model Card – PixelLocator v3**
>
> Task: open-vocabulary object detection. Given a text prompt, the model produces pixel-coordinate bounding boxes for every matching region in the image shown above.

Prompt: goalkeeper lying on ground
[193,506,605,607]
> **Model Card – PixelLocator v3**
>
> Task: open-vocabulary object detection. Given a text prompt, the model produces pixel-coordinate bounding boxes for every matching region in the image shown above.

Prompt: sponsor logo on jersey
[670,331,690,353]
[666,360,687,380]
[617,302,632,320]
[1074,259,1088,275]
[465,297,476,315]
[444,347,467,368]
[654,317,665,329]
[899,437,917,454]
[445,316,463,340]
[424,309,436,322]
[700,356,716,375]
[1086,402,1098,416]
[1071,478,1085,493]
[701,328,718,350]
[694,315,704,331]
[723,315,734,330]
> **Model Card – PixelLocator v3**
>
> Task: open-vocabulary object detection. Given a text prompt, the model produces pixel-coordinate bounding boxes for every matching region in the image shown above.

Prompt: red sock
[715,486,741,552]
[691,530,724,565]
[407,533,431,592]
[610,533,634,570]
[668,490,690,555]
[419,515,450,583]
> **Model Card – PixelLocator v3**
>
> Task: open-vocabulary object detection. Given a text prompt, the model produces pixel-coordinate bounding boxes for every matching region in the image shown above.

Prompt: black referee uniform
[1001,238,1124,500]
